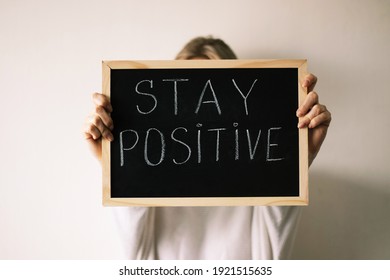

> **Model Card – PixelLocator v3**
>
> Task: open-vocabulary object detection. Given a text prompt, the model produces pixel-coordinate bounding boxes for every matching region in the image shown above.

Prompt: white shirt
[113,206,302,259]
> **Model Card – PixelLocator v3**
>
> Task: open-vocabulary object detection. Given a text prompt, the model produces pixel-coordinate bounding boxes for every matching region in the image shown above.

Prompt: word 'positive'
[119,124,285,167]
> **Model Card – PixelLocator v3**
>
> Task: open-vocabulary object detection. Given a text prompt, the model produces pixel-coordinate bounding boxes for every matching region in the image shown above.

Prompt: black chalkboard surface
[102,60,308,206]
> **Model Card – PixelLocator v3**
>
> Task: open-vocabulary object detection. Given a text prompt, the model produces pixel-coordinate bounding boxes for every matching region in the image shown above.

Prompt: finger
[297,114,311,129]
[296,91,319,117]
[95,105,114,130]
[89,114,114,141]
[308,109,332,129]
[302,73,317,92]
[92,92,113,112]
[298,104,328,129]
[84,121,102,140]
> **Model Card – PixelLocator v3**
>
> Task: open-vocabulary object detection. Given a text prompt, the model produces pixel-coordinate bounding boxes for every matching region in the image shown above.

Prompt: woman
[83,36,331,259]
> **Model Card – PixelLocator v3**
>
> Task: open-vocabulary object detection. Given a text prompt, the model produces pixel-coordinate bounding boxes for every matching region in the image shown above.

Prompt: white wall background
[0,0,389,259]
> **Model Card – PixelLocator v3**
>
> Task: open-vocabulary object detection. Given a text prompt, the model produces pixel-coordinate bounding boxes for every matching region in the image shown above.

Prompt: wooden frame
[102,59,308,206]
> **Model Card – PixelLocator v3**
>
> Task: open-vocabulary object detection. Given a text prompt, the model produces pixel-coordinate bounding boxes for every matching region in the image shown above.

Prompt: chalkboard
[102,60,308,206]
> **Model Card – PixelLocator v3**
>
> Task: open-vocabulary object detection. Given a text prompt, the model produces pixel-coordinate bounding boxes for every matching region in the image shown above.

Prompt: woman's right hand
[83,93,114,162]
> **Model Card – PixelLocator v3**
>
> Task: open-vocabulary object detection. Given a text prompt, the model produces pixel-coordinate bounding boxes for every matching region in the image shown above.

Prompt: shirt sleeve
[111,207,156,259]
[251,206,302,259]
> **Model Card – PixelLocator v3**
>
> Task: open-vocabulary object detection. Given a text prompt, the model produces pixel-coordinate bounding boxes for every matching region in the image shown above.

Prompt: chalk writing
[266,127,285,162]
[195,79,222,115]
[135,80,157,115]
[162,79,189,115]
[119,129,138,167]
[232,79,258,116]
[134,78,261,116]
[119,124,284,166]
[171,127,192,165]
[144,128,165,166]
[117,76,289,167]
[246,129,262,160]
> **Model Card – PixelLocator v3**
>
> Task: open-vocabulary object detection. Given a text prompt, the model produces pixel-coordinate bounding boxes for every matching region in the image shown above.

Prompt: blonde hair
[175,36,237,60]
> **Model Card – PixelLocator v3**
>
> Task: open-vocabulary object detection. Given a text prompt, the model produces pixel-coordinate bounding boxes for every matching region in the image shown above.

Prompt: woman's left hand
[297,74,332,165]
